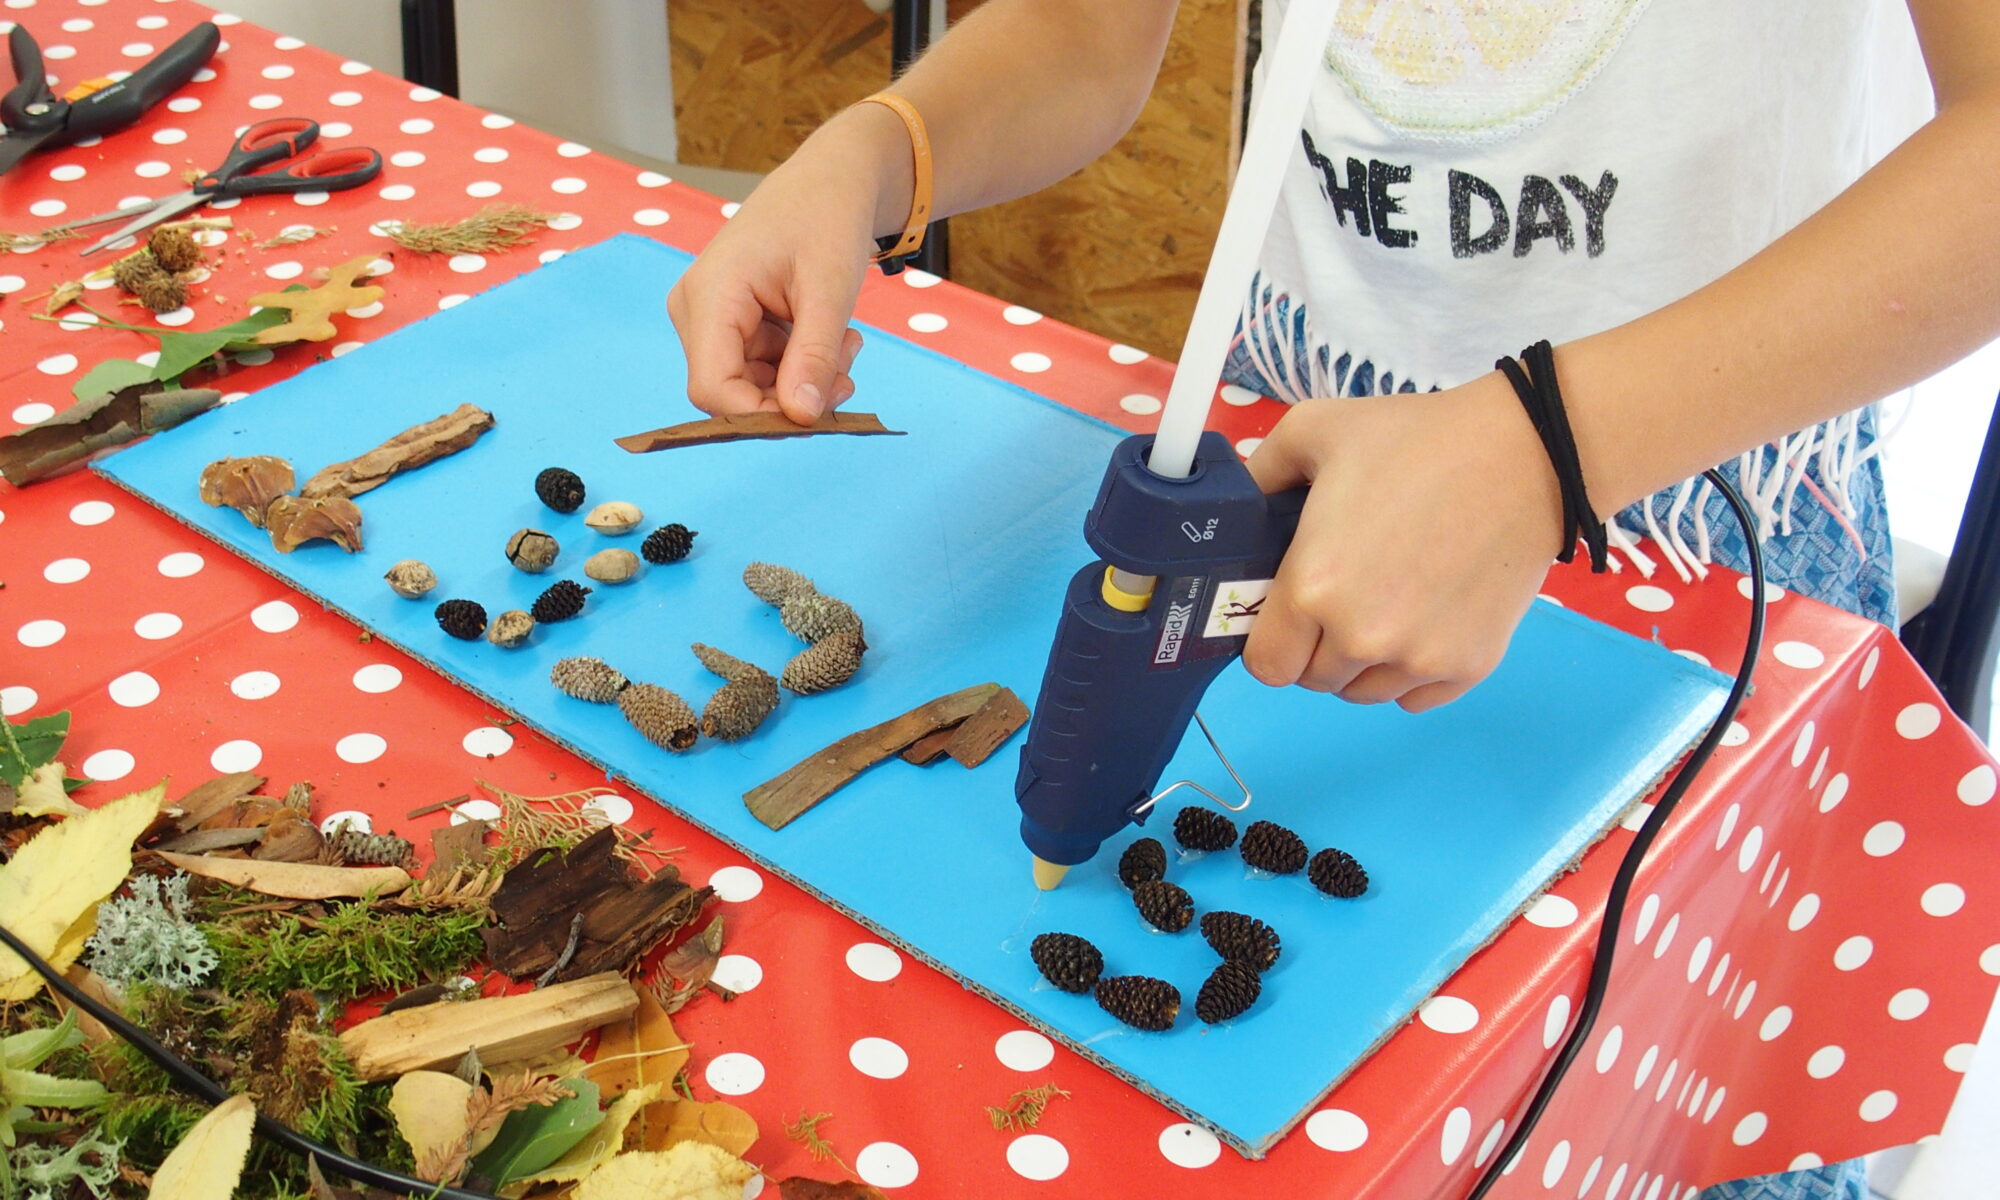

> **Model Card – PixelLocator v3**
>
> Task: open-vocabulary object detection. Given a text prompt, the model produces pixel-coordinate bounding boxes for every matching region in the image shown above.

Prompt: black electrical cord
[1465,467,1765,1200]
[0,918,502,1200]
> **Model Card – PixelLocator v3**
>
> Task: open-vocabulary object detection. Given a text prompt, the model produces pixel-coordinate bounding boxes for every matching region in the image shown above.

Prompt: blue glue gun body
[1016,431,1305,871]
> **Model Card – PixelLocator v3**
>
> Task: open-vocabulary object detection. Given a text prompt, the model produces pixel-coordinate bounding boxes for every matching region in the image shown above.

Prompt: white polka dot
[0,686,37,716]
[1957,765,1995,806]
[1687,936,1713,984]
[547,212,583,231]
[12,402,54,424]
[986,304,1040,327]
[1233,437,1264,459]
[712,954,761,994]
[846,941,903,982]
[1120,393,1163,416]
[1922,883,1966,917]
[384,151,427,172]
[1473,1119,1506,1167]
[335,732,387,763]
[1983,945,2000,975]
[292,190,330,207]
[550,177,587,194]
[1010,351,1052,373]
[259,63,293,79]
[1799,1048,1853,1088]
[704,1052,764,1096]
[153,552,203,580]
[848,1037,908,1079]
[479,112,516,129]
[1542,1140,1572,1189]
[465,180,502,198]
[42,45,75,62]
[1834,936,1873,971]
[342,60,371,75]
[108,671,159,707]
[1859,1091,1897,1122]
[1704,1088,1726,1124]
[449,799,501,824]
[318,810,372,836]
[250,599,297,630]
[410,86,443,101]
[1896,702,1942,739]
[209,739,262,772]
[330,341,364,358]
[1543,993,1572,1049]
[229,670,281,700]
[1945,1043,1976,1072]
[1731,1112,1767,1146]
[346,301,383,318]
[1819,773,1849,812]
[538,250,565,264]
[0,274,23,294]
[351,663,402,693]
[461,146,505,165]
[1654,913,1681,958]
[1788,893,1820,931]
[462,726,514,757]
[1108,342,1148,364]
[1291,1107,1368,1154]
[1625,585,1673,612]
[1739,577,1786,602]
[262,260,304,281]
[1006,1134,1068,1181]
[582,793,633,824]
[906,312,948,333]
[900,268,941,289]
[1595,1025,1624,1073]
[274,35,305,50]
[1709,952,1732,995]
[1722,721,1750,747]
[1791,721,1814,767]
[248,93,283,110]
[149,306,195,327]
[28,197,64,217]
[636,169,669,187]
[1713,803,1741,852]
[42,557,89,584]
[400,117,433,134]
[36,353,78,375]
[1419,995,1479,1034]
[449,253,486,273]
[1634,893,1661,944]
[1158,1123,1219,1169]
[123,41,155,57]
[1736,826,1763,873]
[1888,988,1929,1020]
[81,749,134,781]
[708,865,763,902]
[1687,1078,1708,1118]
[1771,640,1827,671]
[632,207,670,226]
[1734,981,1758,1020]
[61,18,92,32]
[1218,383,1261,406]
[1633,1045,1660,1092]
[1605,1165,1630,1200]
[1578,1156,1604,1198]
[1809,747,1829,787]
[718,201,740,218]
[1863,821,1905,856]
[1439,1107,1472,1165]
[437,293,468,309]
[380,183,415,201]
[1526,893,1578,928]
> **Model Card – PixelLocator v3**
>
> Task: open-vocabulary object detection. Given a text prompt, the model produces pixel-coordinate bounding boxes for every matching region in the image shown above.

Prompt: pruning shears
[0,21,221,175]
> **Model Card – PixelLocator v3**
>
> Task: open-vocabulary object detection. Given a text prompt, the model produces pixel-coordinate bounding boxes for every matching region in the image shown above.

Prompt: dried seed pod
[265,494,363,553]
[486,609,535,648]
[780,593,863,645]
[327,827,417,868]
[584,548,641,584]
[505,528,560,573]
[1195,960,1262,1024]
[550,656,627,703]
[1308,847,1369,899]
[147,225,203,273]
[1133,880,1194,932]
[383,559,437,599]
[434,598,487,641]
[584,500,643,534]
[133,269,188,315]
[113,251,167,296]
[640,523,697,564]
[691,642,774,686]
[198,455,295,527]
[1173,806,1237,853]
[618,682,698,751]
[530,579,592,623]
[1199,911,1282,972]
[779,631,865,695]
[743,561,816,606]
[702,675,780,741]
[535,466,586,514]
[1117,837,1167,890]
[1094,975,1180,1031]
[1240,820,1308,875]
[1029,932,1103,994]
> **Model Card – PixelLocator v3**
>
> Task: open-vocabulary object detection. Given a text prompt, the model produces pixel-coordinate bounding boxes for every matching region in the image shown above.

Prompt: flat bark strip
[428,818,493,876]
[898,723,966,766]
[298,402,496,500]
[744,683,1001,830]
[338,972,638,1080]
[615,410,904,453]
[0,386,221,486]
[944,687,1031,768]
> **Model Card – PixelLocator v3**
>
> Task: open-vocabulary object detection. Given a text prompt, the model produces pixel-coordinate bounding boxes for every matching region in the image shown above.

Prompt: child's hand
[1241,378,1563,712]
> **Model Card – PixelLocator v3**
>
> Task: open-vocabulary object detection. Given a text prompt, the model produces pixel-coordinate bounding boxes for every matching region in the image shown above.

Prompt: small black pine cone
[641,523,697,564]
[434,598,486,640]
[1195,960,1262,1024]
[618,682,698,751]
[1240,820,1308,875]
[530,579,592,623]
[1095,975,1180,1031]
[549,656,627,703]
[1133,879,1194,933]
[702,675,780,741]
[1309,847,1370,898]
[1200,910,1281,972]
[328,828,416,868]
[1029,932,1103,994]
[780,631,865,695]
[743,561,815,607]
[535,466,586,514]
[1173,806,1237,853]
[1117,838,1167,890]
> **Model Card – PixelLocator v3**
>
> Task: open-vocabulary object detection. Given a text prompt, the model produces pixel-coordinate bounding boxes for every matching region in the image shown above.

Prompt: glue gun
[1014,431,1304,888]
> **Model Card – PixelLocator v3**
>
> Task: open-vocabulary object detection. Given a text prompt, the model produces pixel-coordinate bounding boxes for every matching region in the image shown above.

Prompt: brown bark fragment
[944,687,1031,768]
[0,385,221,486]
[615,410,903,453]
[897,723,965,767]
[298,402,496,500]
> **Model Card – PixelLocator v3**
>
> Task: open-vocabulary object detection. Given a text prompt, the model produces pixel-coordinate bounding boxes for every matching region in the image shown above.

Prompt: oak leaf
[0,784,163,1000]
[247,254,386,344]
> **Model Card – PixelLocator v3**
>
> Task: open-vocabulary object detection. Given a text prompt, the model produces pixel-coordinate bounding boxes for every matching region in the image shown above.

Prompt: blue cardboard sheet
[101,235,1728,1154]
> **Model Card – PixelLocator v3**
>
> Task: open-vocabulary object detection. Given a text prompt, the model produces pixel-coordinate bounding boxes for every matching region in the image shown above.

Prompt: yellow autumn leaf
[574,1142,755,1200]
[13,761,86,819]
[389,1070,475,1169]
[501,1083,664,1195]
[649,1099,759,1158]
[585,985,689,1099]
[246,255,386,345]
[0,784,163,1000]
[147,1093,256,1199]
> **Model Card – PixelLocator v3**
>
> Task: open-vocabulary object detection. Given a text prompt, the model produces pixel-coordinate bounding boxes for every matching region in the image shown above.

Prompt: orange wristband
[855,92,933,267]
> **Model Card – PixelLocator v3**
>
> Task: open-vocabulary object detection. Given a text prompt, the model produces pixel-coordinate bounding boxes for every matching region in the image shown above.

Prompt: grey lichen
[83,871,217,991]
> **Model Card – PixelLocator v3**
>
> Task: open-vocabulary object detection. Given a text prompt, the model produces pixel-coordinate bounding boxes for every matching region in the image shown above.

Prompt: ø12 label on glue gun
[1150,575,1275,668]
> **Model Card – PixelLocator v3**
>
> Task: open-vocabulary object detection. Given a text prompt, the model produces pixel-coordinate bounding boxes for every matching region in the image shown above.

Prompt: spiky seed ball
[1240,820,1308,875]
[640,523,697,564]
[1173,806,1237,853]
[134,270,188,314]
[1200,910,1282,972]
[530,579,591,623]
[1133,880,1194,933]
[1309,847,1369,898]
[1095,975,1180,1031]
[1117,838,1167,890]
[780,592,863,645]
[434,598,486,640]
[1195,960,1262,1024]
[780,631,865,695]
[691,642,773,685]
[702,676,779,741]
[147,225,203,273]
[618,682,698,751]
[1029,932,1103,994]
[743,561,815,607]
[550,656,627,703]
[113,252,166,295]
[535,466,586,514]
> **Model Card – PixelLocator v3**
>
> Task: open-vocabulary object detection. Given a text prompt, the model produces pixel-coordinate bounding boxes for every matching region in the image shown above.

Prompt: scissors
[72,117,382,256]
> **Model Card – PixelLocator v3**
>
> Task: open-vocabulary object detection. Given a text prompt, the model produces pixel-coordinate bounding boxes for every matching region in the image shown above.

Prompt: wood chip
[744,683,1001,830]
[153,826,266,854]
[482,826,713,981]
[157,852,411,899]
[297,402,496,501]
[944,687,1031,768]
[169,771,266,832]
[338,972,639,1081]
[407,793,470,820]
[614,410,904,453]
[898,723,965,767]
[429,818,493,875]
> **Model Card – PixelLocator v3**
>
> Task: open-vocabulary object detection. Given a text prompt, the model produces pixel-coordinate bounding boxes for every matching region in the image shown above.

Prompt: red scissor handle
[215,144,384,198]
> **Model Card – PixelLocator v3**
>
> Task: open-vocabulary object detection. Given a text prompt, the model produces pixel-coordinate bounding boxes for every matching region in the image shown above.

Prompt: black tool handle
[1,25,51,129]
[221,144,382,196]
[196,116,319,190]
[63,21,219,143]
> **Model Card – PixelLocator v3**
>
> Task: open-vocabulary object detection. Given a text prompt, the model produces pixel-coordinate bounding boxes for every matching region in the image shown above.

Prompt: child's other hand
[1240,378,1563,712]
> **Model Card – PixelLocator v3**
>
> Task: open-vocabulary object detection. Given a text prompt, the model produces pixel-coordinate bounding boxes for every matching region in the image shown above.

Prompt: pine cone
[1029,932,1102,994]
[530,579,592,623]
[327,828,416,868]
[780,631,865,695]
[1095,975,1180,1031]
[1117,838,1167,889]
[691,642,773,685]
[1195,960,1262,1024]
[1308,847,1369,898]
[535,466,586,514]
[1240,820,1308,875]
[702,675,779,741]
[434,598,486,641]
[743,561,815,607]
[147,225,202,273]
[550,656,627,703]
[1199,910,1281,972]
[779,592,863,644]
[618,682,698,751]
[1173,806,1237,852]
[1133,879,1193,933]
[640,523,697,564]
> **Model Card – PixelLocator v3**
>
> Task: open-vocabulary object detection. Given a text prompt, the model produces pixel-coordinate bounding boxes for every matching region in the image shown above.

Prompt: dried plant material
[430,820,495,876]
[157,851,411,900]
[265,493,365,553]
[944,687,1031,768]
[0,385,221,487]
[299,402,496,500]
[154,826,263,854]
[170,771,265,831]
[246,253,386,344]
[620,683,699,751]
[479,779,673,873]
[744,683,1002,830]
[487,609,536,649]
[436,598,488,641]
[503,1082,662,1194]
[466,1077,603,1187]
[986,1082,1070,1131]
[1029,932,1103,995]
[0,784,163,1000]
[655,1098,758,1157]
[506,528,560,573]
[339,973,639,1080]
[640,523,696,564]
[655,916,724,1014]
[743,562,816,607]
[1239,819,1308,875]
[385,559,438,598]
[616,410,905,453]
[324,826,415,868]
[583,500,643,534]
[551,657,628,704]
[380,204,556,254]
[1309,846,1370,897]
[531,579,592,623]
[1195,959,1261,1023]
[251,812,324,862]
[115,253,188,313]
[783,1111,849,1171]
[782,631,866,695]
[415,1068,573,1183]
[584,547,641,584]
[535,465,587,513]
[693,644,780,741]
[483,826,713,981]
[146,1092,256,1200]
[198,455,296,527]
[1094,974,1180,1031]
[149,226,204,273]
[573,1143,756,1200]
[777,1180,890,1200]
[390,1070,476,1179]
[585,984,689,1112]
[259,223,328,248]
[396,864,504,912]
[897,723,964,766]
[8,759,87,818]
[41,277,85,313]
[0,222,82,252]
[1173,806,1238,852]
[780,593,863,645]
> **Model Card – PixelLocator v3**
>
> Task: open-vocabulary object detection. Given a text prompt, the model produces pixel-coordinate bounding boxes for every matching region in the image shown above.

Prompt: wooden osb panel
[668,0,1236,359]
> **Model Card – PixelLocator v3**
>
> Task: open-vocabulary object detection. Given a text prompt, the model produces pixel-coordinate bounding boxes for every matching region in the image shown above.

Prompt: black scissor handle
[1,25,53,130]
[220,145,383,197]
[62,20,219,144]
[195,116,320,192]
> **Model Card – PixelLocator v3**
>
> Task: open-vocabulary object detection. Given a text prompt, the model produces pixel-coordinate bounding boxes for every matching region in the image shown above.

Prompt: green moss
[204,901,488,1003]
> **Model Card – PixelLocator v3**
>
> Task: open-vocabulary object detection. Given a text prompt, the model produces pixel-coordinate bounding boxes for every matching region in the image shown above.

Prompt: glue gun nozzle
[1031,856,1071,892]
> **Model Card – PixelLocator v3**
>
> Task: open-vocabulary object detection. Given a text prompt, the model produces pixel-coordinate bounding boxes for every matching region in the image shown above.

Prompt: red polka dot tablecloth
[3,3,1998,1197]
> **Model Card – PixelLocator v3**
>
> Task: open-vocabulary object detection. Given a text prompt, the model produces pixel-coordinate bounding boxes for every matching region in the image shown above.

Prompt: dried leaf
[264,494,365,554]
[0,384,221,487]
[198,455,296,527]
[467,1077,603,1185]
[13,761,86,818]
[389,1070,475,1178]
[43,279,84,315]
[248,254,386,344]
[145,1093,256,1199]
[501,1082,663,1194]
[71,357,156,404]
[652,1099,758,1157]
[0,784,163,1000]
[776,1180,890,1200]
[584,984,689,1104]
[573,1143,755,1200]
[657,916,723,1006]
[156,851,410,899]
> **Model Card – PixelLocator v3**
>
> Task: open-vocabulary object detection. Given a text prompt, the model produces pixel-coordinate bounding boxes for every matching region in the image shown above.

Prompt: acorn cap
[780,592,863,645]
[640,523,697,564]
[1199,910,1281,972]
[1309,847,1369,898]
[743,561,816,607]
[1240,820,1308,875]
[701,675,779,741]
[1173,806,1238,853]
[779,631,865,695]
[1029,932,1103,994]
[1133,879,1194,933]
[1094,975,1180,1031]
[530,579,591,623]
[433,598,486,641]
[1195,960,1262,1024]
[1117,837,1167,890]
[550,656,628,703]
[618,682,698,751]
[535,466,586,514]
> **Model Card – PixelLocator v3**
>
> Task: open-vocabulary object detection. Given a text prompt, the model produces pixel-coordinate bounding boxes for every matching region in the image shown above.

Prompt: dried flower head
[112,250,168,297]
[198,455,296,527]
[550,656,627,703]
[619,682,698,751]
[265,494,364,553]
[583,500,643,534]
[505,528,560,573]
[584,548,641,584]
[384,559,438,599]
[487,609,535,648]
[640,523,697,564]
[133,269,189,314]
[535,466,586,513]
[780,592,863,645]
[147,224,203,272]
[779,631,865,695]
[743,561,815,606]
[435,598,488,641]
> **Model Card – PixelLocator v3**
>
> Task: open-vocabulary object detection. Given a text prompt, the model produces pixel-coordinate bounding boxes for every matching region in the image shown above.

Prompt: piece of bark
[158,851,411,899]
[482,827,712,981]
[338,972,638,1081]
[745,683,1002,831]
[429,818,493,875]
[250,813,324,862]
[298,402,496,500]
[615,410,904,453]
[943,687,1032,769]
[170,772,267,832]
[154,826,266,854]
[898,723,966,767]
[0,384,221,486]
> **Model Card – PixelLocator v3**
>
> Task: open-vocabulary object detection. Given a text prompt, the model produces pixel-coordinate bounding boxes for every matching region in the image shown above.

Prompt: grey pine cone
[780,592,863,645]
[691,642,774,685]
[702,675,779,741]
[780,631,865,695]
[743,561,816,607]
[550,656,628,703]
[618,682,698,751]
